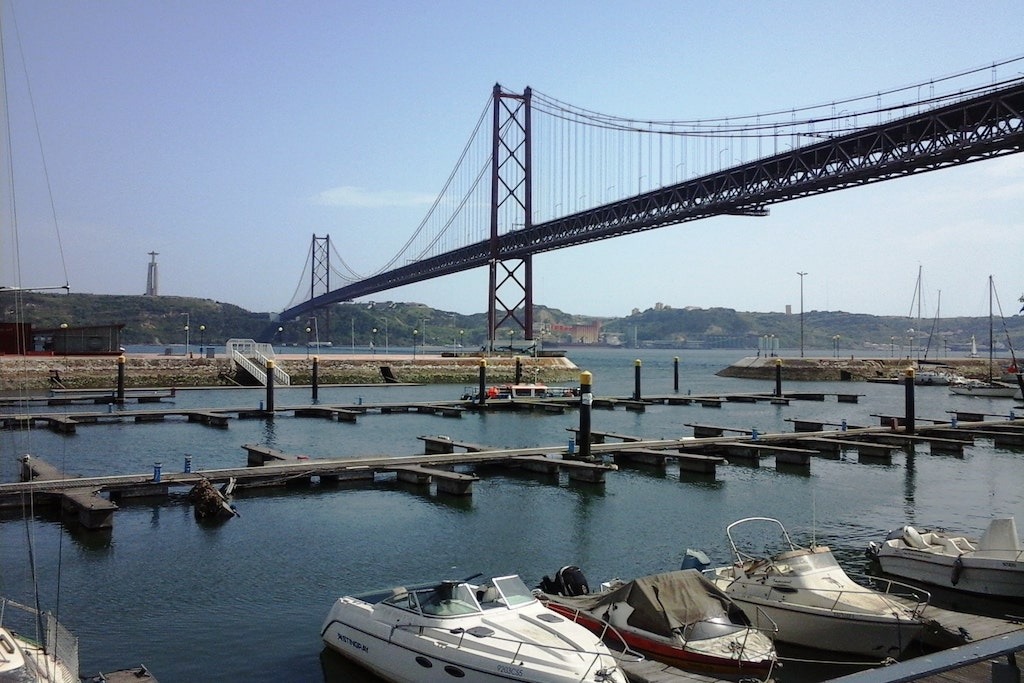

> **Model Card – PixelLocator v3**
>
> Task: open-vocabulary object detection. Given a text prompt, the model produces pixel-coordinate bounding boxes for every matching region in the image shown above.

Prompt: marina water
[1,348,1022,682]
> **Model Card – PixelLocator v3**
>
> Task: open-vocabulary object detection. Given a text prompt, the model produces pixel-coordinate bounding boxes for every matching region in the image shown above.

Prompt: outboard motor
[538,565,590,596]
[681,548,710,571]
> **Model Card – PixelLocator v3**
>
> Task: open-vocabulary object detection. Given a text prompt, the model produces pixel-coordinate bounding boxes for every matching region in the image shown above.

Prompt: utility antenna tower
[310,235,331,341]
[487,84,533,352]
[145,251,159,296]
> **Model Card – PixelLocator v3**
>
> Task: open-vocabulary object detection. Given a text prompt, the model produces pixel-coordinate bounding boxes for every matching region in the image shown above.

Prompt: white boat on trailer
[704,517,930,660]
[868,517,1024,600]
[320,573,629,683]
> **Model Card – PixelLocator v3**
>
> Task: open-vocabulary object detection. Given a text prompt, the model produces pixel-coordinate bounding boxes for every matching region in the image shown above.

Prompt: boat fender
[951,555,964,585]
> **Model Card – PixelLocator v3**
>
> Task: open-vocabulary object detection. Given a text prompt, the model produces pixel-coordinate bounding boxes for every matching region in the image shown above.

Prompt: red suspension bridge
[280,59,1024,351]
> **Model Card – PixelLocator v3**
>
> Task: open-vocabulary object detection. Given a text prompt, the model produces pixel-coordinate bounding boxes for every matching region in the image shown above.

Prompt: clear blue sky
[3,1,1023,319]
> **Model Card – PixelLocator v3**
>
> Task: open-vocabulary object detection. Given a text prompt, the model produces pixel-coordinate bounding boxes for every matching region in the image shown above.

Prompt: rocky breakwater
[0,353,581,392]
[717,356,996,382]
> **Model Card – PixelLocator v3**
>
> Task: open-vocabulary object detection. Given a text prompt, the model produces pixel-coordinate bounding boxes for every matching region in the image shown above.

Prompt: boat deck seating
[903,527,977,554]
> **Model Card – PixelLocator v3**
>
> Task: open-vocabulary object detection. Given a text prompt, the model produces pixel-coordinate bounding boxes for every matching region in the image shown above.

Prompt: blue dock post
[265,360,275,415]
[116,355,126,404]
[311,355,319,402]
[478,359,487,406]
[579,371,593,461]
[904,367,916,434]
[673,356,679,392]
[184,455,192,473]
[633,359,642,401]
[153,462,162,483]
[774,358,783,397]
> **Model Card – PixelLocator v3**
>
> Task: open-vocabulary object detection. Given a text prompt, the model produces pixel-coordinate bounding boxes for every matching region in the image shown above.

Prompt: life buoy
[951,555,964,585]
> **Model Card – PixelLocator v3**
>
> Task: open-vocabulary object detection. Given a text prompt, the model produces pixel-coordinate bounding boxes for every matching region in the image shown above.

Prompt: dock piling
[265,360,276,415]
[904,367,916,434]
[579,371,593,461]
[116,355,126,404]
[673,356,679,392]
[478,359,487,406]
[774,358,782,397]
[312,356,319,402]
[514,356,522,384]
[633,359,642,401]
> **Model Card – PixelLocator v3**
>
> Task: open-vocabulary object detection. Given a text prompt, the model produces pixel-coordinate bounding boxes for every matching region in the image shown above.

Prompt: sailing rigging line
[2,1,71,658]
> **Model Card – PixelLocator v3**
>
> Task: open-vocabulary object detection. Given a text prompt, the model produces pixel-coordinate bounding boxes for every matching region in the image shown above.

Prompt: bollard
[951,415,958,429]
[153,462,162,483]
[579,371,593,461]
[774,358,783,397]
[357,396,363,405]
[184,455,192,473]
[116,355,126,404]
[673,356,679,393]
[265,360,276,414]
[904,367,915,434]
[477,359,487,406]
[633,359,642,401]
[841,419,847,432]
[752,428,759,441]
[568,438,576,455]
[514,356,522,384]
[311,355,319,402]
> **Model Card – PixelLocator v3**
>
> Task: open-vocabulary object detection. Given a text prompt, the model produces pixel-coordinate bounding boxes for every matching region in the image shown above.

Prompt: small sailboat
[950,276,1019,398]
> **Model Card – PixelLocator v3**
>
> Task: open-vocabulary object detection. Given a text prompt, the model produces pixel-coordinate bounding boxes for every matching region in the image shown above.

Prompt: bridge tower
[309,234,331,342]
[487,84,533,353]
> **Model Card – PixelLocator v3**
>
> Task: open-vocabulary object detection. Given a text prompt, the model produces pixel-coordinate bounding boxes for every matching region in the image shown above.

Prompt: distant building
[10,324,126,355]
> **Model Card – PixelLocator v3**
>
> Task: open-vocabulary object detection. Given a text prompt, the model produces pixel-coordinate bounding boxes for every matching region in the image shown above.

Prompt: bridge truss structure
[280,80,1024,339]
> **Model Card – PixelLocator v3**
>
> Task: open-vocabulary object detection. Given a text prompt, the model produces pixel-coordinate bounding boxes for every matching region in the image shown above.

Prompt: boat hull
[321,595,626,683]
[724,595,922,659]
[874,548,1024,599]
[543,602,773,676]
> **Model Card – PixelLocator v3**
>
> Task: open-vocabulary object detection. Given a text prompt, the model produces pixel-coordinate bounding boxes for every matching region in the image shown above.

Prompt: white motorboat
[320,574,629,683]
[948,378,1018,398]
[537,568,777,677]
[868,517,1024,599]
[0,597,78,683]
[704,517,929,660]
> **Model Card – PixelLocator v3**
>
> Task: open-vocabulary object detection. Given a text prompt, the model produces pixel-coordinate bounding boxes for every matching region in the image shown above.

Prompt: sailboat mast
[989,275,994,382]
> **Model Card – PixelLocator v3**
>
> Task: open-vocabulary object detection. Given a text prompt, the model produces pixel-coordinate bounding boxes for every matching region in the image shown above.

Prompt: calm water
[1,348,1022,682]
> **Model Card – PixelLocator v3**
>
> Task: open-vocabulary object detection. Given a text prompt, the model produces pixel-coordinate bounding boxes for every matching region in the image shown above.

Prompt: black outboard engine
[539,565,590,596]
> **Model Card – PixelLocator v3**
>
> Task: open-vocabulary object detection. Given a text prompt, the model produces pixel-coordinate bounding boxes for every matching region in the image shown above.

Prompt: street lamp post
[797,272,807,357]
[199,325,206,355]
[183,313,190,358]
[305,326,311,359]
[371,328,377,355]
[59,323,68,364]
[413,329,418,359]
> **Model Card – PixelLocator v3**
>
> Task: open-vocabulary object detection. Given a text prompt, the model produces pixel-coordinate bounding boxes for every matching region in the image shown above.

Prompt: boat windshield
[490,575,535,607]
[387,581,482,617]
[775,548,839,574]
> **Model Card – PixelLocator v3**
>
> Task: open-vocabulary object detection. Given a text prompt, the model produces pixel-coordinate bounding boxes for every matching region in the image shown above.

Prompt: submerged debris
[187,478,239,521]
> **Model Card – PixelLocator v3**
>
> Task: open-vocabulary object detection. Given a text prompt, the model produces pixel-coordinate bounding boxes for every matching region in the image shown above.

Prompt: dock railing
[226,338,291,386]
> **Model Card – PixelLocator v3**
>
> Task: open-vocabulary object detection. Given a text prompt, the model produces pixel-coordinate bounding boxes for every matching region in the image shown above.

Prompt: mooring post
[633,359,642,401]
[265,360,276,415]
[514,356,522,384]
[673,356,679,392]
[478,359,487,406]
[774,358,783,397]
[116,354,126,404]
[579,371,593,461]
[904,367,916,434]
[311,355,319,402]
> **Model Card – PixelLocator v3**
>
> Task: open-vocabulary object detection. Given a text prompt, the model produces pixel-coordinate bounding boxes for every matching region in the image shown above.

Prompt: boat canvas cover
[552,570,742,638]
